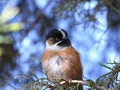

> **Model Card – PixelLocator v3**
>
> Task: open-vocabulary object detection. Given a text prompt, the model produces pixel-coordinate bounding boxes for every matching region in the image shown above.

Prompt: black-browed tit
[42,29,83,90]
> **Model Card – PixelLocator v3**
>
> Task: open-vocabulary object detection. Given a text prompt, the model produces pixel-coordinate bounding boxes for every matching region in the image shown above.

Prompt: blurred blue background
[0,0,120,90]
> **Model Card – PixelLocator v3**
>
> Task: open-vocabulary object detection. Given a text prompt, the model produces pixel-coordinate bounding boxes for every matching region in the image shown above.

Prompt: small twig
[31,68,46,75]
[18,74,35,82]
[96,62,120,89]
[30,69,39,80]
[60,80,103,90]
[8,83,19,90]
[60,80,87,85]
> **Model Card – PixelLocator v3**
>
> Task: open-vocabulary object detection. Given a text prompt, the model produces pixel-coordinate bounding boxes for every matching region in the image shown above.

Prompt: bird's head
[45,29,71,50]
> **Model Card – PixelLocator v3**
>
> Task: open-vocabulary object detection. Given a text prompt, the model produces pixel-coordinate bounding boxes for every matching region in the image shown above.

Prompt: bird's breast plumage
[42,47,82,82]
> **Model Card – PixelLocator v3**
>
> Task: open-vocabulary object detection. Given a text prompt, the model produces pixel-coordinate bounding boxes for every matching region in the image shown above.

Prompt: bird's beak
[62,38,71,45]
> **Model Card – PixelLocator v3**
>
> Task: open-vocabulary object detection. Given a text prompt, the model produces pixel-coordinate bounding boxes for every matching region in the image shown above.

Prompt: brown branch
[59,80,113,90]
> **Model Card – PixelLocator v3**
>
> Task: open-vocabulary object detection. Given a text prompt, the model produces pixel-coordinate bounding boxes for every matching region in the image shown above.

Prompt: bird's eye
[55,38,59,41]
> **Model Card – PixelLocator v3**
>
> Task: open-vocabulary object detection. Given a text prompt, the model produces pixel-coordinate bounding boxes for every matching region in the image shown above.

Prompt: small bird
[41,29,83,90]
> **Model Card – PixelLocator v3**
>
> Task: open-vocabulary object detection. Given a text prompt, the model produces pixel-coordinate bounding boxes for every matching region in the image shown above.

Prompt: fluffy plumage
[42,29,83,90]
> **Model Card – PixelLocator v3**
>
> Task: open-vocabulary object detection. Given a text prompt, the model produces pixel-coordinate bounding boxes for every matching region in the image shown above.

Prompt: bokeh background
[0,0,120,90]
